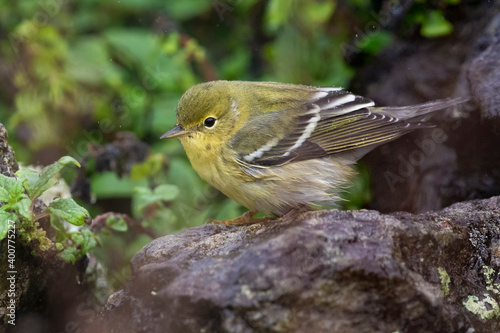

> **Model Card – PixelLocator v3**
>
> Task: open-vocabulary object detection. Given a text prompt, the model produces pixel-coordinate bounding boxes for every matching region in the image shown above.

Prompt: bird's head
[161,81,244,147]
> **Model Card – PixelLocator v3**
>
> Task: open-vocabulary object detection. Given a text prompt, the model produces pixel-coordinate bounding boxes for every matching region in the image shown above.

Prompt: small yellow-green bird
[161,81,465,224]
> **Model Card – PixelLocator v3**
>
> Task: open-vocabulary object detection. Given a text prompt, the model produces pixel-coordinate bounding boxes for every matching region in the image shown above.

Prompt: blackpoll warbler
[161,81,465,224]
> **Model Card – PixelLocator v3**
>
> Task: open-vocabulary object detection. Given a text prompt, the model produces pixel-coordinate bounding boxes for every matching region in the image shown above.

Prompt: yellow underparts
[180,135,356,216]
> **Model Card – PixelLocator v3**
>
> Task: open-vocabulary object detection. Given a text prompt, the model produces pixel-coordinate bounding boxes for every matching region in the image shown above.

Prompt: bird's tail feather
[373,97,469,120]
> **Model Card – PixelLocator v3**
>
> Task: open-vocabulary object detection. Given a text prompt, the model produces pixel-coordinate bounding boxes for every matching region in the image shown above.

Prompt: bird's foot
[209,211,273,225]
[282,205,310,218]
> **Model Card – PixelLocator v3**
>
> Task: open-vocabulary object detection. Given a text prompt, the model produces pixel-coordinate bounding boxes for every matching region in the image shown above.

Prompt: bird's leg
[281,205,310,218]
[210,211,273,225]
[209,205,310,225]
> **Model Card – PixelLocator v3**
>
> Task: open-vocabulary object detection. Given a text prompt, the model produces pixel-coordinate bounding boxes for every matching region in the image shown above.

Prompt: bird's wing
[231,88,461,167]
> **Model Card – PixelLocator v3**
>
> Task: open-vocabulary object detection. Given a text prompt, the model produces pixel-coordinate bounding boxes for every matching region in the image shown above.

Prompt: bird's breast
[180,137,241,192]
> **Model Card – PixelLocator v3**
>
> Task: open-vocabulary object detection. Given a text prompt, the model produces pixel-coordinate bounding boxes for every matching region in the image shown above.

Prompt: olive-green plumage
[162,80,466,217]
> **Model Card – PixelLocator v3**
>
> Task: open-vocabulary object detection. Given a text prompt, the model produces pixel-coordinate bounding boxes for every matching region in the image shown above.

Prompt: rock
[99,197,500,333]
[0,123,19,177]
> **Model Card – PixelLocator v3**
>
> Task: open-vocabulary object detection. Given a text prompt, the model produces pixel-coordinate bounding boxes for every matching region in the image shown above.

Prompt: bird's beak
[160,125,189,139]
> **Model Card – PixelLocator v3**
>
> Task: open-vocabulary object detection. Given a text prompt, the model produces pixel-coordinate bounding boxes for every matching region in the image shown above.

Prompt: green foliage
[0,174,27,207]
[420,10,454,38]
[46,198,90,227]
[90,172,148,198]
[133,184,179,215]
[17,156,81,199]
[357,31,393,55]
[0,156,94,263]
[263,0,353,86]
[341,164,371,211]
[0,211,17,240]
[105,215,128,232]
[130,153,168,181]
[405,1,460,38]
[86,151,184,289]
[59,229,96,264]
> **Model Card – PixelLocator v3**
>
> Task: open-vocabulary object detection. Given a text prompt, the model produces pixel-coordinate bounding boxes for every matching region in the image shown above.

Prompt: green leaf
[0,174,27,204]
[130,153,168,181]
[50,214,68,243]
[71,232,84,245]
[342,164,371,210]
[50,214,66,232]
[0,211,17,241]
[17,156,80,199]
[130,162,153,181]
[105,28,161,65]
[106,216,128,232]
[162,33,180,54]
[0,174,17,201]
[162,0,212,20]
[357,31,392,55]
[220,46,251,80]
[91,172,148,198]
[214,199,244,220]
[304,1,335,25]
[60,231,96,264]
[15,169,39,190]
[82,229,97,253]
[11,198,32,219]
[154,184,180,202]
[12,182,28,203]
[151,94,183,138]
[46,198,90,226]
[60,246,79,264]
[67,37,124,86]
[265,0,294,32]
[421,10,453,38]
[133,184,179,214]
[30,173,59,198]
[133,187,154,214]
[0,186,10,203]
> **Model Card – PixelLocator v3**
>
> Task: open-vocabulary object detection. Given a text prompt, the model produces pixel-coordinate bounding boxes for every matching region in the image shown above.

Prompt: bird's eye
[204,117,216,128]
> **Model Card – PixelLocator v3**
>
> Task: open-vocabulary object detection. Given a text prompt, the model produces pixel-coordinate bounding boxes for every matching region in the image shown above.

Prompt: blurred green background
[0,0,461,289]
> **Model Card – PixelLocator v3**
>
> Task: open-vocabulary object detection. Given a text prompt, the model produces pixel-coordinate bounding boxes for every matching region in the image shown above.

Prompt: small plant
[0,156,95,263]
